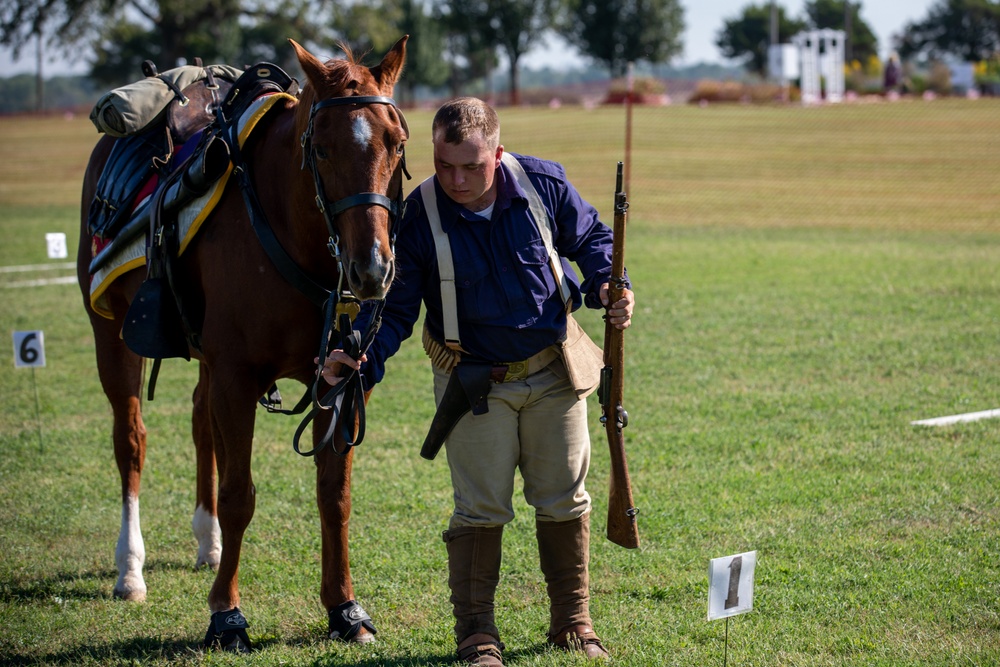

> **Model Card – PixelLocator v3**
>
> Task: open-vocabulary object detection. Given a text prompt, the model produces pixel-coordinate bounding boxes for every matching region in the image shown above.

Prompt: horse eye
[395,143,405,156]
[313,145,329,160]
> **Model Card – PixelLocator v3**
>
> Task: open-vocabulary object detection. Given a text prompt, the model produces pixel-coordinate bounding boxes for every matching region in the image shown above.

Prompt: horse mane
[300,42,373,105]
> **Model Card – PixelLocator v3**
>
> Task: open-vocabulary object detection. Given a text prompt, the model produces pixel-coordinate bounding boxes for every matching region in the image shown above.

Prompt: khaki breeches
[432,359,593,529]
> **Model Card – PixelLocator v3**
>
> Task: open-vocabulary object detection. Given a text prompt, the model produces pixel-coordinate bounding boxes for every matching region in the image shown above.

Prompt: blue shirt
[358,152,617,386]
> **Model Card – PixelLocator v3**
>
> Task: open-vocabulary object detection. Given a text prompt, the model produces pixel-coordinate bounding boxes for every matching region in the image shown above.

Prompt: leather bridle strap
[301,95,408,250]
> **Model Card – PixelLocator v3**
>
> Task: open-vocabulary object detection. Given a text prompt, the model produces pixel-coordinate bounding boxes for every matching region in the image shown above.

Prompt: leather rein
[228,92,410,457]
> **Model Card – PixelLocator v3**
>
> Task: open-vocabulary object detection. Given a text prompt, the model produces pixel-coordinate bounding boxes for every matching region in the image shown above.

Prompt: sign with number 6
[708,550,756,620]
[13,331,46,368]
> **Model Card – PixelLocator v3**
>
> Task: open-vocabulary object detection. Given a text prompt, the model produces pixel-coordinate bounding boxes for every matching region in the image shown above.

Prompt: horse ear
[289,39,327,90]
[372,35,408,93]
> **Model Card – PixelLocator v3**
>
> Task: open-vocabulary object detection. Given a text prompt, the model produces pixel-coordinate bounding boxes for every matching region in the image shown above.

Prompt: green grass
[1,100,999,666]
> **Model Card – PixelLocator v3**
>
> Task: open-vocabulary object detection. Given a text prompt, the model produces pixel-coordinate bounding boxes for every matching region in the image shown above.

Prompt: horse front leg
[202,365,258,652]
[192,363,221,571]
[315,409,376,644]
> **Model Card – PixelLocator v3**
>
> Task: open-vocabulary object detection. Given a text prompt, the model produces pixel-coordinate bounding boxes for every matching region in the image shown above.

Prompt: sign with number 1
[13,331,46,368]
[708,551,756,620]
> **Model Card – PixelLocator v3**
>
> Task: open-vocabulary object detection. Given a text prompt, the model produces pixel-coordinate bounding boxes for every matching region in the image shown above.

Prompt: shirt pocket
[514,238,556,308]
[454,255,502,322]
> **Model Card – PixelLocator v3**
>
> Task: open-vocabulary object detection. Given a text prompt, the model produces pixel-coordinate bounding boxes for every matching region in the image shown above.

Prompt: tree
[440,0,557,105]
[393,0,449,104]
[334,0,448,105]
[1,0,337,86]
[896,0,1000,62]
[437,5,498,98]
[803,0,878,63]
[560,0,684,77]
[716,3,806,75]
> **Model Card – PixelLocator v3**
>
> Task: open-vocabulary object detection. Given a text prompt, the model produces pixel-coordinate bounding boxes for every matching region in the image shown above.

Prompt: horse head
[291,36,409,301]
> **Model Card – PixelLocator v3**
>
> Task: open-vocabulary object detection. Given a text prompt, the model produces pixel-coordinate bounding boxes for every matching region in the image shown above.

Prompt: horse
[75,37,409,651]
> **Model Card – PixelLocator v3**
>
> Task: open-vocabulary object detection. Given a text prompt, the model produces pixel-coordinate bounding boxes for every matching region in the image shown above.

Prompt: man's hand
[599,283,634,330]
[316,350,367,386]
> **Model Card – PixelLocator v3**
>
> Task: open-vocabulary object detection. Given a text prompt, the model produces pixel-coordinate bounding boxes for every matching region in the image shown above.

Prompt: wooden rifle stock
[598,162,639,549]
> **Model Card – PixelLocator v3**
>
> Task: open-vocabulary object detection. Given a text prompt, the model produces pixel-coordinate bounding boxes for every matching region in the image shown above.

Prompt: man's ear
[495,145,504,168]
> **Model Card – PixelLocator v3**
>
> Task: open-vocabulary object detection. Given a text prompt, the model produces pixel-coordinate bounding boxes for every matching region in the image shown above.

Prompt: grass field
[1,99,999,666]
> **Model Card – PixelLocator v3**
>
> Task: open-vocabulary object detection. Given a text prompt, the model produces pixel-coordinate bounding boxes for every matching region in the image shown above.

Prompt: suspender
[420,152,571,351]
[419,177,463,351]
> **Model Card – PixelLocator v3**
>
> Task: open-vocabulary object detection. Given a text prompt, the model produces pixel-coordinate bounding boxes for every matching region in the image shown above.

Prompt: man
[322,97,634,665]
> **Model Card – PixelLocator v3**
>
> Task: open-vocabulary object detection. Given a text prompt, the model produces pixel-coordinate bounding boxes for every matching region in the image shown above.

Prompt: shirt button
[502,266,508,272]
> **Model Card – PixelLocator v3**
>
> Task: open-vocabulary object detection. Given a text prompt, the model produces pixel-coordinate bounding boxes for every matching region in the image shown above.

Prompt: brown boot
[537,514,610,661]
[444,526,505,665]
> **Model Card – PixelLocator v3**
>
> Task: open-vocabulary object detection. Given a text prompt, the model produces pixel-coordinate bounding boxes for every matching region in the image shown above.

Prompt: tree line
[2,0,998,104]
[717,0,999,76]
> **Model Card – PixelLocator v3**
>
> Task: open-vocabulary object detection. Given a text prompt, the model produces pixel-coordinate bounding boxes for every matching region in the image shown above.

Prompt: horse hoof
[350,628,377,645]
[205,608,252,653]
[113,586,147,602]
[194,555,220,571]
[328,599,377,643]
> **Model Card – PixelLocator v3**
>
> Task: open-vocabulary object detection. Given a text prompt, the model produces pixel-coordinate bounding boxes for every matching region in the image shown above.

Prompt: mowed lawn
[1,98,998,666]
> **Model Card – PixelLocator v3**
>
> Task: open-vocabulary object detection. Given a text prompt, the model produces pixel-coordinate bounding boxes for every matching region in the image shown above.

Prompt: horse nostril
[349,262,363,288]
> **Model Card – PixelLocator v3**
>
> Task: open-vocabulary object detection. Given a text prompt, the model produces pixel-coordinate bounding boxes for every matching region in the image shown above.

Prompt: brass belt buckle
[504,360,528,382]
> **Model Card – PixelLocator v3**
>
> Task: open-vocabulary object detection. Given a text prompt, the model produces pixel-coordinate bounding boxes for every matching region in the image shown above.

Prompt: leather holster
[420,361,494,461]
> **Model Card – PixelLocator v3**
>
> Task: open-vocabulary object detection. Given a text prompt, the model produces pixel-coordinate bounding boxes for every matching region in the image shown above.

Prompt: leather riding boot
[444,525,505,665]
[536,514,609,660]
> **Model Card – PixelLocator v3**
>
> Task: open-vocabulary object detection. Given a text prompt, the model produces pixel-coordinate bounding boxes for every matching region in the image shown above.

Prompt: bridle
[282,93,411,457]
[300,94,411,292]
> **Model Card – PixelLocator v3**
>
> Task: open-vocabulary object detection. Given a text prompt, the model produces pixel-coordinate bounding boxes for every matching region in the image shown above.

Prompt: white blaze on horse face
[114,494,147,601]
[352,115,373,151]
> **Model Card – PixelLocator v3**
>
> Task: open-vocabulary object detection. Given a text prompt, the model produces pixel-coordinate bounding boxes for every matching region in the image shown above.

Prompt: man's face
[432,130,503,212]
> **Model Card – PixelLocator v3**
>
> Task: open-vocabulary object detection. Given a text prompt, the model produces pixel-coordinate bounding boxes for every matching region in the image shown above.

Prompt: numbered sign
[45,233,68,259]
[13,331,46,368]
[708,551,756,620]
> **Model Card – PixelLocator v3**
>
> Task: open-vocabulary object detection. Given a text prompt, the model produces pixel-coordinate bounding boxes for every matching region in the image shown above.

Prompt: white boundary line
[2,276,78,289]
[0,262,75,273]
[911,409,1000,427]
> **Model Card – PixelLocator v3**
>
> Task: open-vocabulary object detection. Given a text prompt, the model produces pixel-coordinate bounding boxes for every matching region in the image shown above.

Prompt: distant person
[884,54,901,93]
[321,97,634,665]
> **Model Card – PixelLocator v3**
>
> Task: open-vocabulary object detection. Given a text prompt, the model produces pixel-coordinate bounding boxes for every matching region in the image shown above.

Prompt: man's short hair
[432,97,500,147]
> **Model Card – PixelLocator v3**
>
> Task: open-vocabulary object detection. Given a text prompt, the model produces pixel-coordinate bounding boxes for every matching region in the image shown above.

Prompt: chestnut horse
[76,37,409,651]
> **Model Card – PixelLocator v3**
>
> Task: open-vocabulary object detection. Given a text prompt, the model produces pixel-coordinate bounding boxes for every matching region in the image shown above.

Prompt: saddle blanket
[90,92,295,319]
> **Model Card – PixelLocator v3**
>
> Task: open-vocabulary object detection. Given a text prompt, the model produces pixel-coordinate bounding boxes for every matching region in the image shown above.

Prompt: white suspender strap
[423,154,571,352]
[500,152,573,308]
[419,177,464,351]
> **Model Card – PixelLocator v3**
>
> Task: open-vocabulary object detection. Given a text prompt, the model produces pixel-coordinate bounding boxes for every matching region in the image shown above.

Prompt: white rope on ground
[911,409,1000,426]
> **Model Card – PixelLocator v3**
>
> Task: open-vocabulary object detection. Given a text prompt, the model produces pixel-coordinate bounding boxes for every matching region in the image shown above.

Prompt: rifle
[598,162,639,549]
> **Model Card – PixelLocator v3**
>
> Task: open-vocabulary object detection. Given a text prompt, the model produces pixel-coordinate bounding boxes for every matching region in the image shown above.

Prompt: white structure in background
[767,43,800,87]
[788,29,846,105]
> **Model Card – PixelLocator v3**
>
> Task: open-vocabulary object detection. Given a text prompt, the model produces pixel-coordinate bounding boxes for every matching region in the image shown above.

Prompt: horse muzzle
[346,253,394,301]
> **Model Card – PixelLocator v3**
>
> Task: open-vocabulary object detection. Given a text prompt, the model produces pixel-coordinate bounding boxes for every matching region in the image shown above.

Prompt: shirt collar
[434,158,526,232]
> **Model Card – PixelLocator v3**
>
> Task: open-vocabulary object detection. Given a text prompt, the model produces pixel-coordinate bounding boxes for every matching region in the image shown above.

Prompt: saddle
[86,59,299,365]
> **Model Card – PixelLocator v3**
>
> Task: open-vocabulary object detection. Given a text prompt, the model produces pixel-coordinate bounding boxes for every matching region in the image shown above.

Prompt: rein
[227,91,409,457]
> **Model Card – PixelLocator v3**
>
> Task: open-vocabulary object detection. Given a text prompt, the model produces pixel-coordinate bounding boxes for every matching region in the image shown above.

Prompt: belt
[423,323,558,383]
[490,345,559,383]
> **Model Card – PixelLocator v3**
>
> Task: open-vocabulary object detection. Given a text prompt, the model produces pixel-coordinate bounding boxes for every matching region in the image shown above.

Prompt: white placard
[767,44,799,81]
[13,330,46,368]
[45,233,68,259]
[708,551,756,620]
